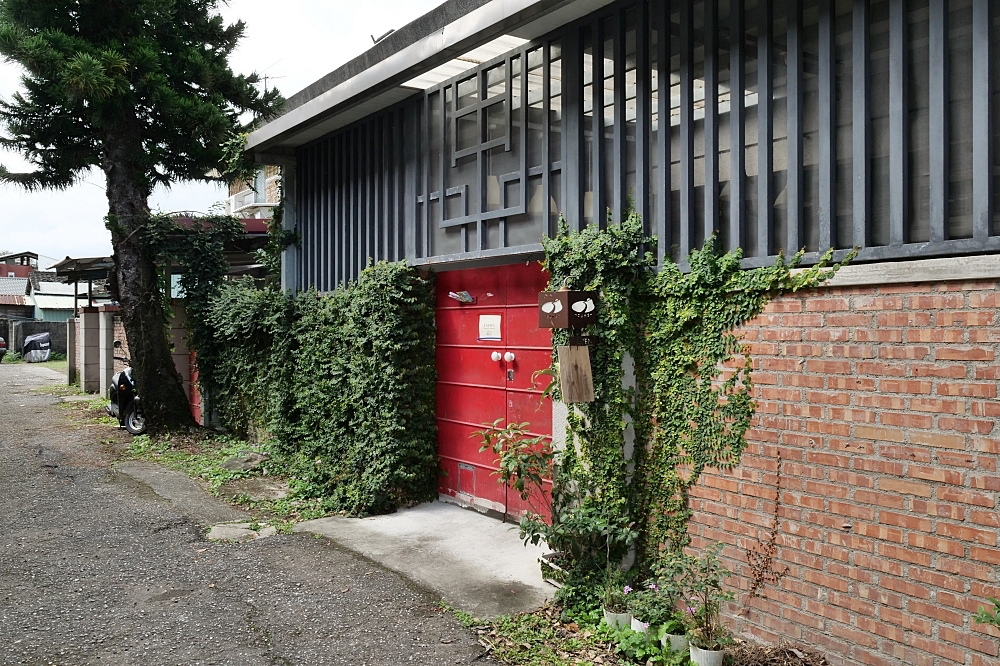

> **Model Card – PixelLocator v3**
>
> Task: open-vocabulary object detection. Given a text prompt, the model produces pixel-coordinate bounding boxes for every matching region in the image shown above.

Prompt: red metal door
[436,262,552,520]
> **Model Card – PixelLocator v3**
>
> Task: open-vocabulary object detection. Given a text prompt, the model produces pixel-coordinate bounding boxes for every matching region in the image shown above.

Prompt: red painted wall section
[435,262,553,520]
[688,279,1000,666]
[189,351,202,425]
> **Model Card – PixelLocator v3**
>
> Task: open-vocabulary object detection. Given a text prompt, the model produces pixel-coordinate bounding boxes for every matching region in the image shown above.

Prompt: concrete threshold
[295,501,552,618]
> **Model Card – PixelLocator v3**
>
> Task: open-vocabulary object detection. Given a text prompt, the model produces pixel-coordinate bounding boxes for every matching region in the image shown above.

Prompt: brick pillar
[78,307,100,393]
[98,305,120,398]
[66,318,77,385]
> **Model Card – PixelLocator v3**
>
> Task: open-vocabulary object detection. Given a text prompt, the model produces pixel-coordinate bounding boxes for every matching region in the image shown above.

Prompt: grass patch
[124,433,261,492]
[123,432,337,526]
[440,604,627,666]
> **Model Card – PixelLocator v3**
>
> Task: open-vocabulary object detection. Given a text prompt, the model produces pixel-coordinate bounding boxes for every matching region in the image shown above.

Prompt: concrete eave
[247,0,594,159]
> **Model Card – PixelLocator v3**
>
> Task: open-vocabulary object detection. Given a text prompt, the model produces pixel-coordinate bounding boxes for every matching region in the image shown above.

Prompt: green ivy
[529,211,853,603]
[203,261,439,516]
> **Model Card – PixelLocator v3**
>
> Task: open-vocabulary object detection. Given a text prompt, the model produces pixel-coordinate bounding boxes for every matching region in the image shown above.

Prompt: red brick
[881,411,933,428]
[854,328,903,342]
[856,361,907,377]
[880,511,931,532]
[937,522,996,546]
[937,310,996,326]
[907,465,963,485]
[805,297,850,312]
[880,378,933,394]
[877,311,931,326]
[854,489,907,510]
[780,313,824,327]
[805,359,853,374]
[880,607,932,635]
[857,394,907,410]
[906,327,966,343]
[976,366,1000,380]
[879,345,930,359]
[879,444,932,462]
[854,425,905,443]
[908,533,965,556]
[910,397,965,414]
[969,290,1000,308]
[910,294,965,309]
[936,346,996,361]
[909,363,968,378]
[938,417,995,434]
[939,487,995,508]
[828,376,875,390]
[908,430,967,450]
[879,478,932,497]
[972,402,1000,417]
[910,500,966,521]
[937,382,997,398]
[878,542,932,566]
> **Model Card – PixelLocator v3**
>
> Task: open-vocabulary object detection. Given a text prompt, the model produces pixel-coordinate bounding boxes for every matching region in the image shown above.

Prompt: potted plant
[602,568,632,631]
[685,544,734,666]
[652,550,697,652]
[626,586,653,633]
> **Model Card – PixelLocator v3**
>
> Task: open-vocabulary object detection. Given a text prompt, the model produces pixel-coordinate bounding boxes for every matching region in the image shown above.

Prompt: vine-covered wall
[204,260,439,516]
[525,212,850,609]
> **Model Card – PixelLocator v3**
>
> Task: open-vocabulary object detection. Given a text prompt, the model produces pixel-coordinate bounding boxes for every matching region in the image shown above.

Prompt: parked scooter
[106,340,147,435]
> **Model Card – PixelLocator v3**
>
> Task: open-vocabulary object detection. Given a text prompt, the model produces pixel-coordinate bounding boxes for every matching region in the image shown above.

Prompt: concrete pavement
[296,501,552,618]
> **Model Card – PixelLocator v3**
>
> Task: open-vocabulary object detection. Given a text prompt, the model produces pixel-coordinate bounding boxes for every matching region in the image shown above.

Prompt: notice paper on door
[478,314,502,341]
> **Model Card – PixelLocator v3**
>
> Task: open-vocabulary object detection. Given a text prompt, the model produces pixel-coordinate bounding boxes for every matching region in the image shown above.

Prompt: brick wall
[112,316,129,373]
[689,278,1000,666]
[73,318,79,376]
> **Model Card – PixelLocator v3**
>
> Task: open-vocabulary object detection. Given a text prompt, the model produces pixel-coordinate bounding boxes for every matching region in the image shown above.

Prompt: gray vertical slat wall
[679,0,695,258]
[704,0,720,244]
[290,0,1000,288]
[929,0,947,243]
[972,0,992,239]
[787,0,803,253]
[888,0,907,246]
[757,0,773,258]
[852,0,870,247]
[729,0,746,253]
[818,0,835,251]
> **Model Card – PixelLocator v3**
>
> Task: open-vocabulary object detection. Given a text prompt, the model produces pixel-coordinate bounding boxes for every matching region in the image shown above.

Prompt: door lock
[507,369,515,382]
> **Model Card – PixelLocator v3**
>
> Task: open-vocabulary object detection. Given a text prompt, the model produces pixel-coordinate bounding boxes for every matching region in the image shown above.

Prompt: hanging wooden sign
[538,290,599,329]
[558,345,595,403]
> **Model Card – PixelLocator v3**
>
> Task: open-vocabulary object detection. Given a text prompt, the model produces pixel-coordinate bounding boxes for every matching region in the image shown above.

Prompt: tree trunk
[104,138,193,432]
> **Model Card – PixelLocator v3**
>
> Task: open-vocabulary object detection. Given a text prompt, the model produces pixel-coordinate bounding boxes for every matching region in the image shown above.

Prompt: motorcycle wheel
[125,407,147,435]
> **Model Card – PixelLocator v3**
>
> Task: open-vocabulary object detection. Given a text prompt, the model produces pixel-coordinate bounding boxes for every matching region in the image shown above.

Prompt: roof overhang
[248,0,615,160]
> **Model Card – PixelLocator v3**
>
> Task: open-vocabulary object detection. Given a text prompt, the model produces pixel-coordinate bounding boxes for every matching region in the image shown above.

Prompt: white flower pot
[689,644,726,666]
[661,633,689,653]
[602,608,632,631]
[630,616,648,633]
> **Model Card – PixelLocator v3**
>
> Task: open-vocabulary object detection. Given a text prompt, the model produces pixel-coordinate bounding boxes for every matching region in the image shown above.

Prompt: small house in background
[0,276,31,319]
[0,251,38,278]
[225,165,280,219]
[28,271,75,322]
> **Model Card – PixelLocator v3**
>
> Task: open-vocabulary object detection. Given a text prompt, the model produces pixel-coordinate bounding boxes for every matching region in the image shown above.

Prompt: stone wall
[689,277,1000,666]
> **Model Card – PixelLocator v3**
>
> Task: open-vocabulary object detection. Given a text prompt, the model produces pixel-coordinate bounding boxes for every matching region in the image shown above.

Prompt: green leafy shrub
[203,260,438,516]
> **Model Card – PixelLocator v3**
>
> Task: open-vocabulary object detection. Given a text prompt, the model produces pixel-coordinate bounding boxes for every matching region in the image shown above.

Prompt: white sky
[0,0,443,267]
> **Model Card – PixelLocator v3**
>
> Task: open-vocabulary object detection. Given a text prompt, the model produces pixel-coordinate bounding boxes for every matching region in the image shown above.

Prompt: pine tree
[0,0,281,430]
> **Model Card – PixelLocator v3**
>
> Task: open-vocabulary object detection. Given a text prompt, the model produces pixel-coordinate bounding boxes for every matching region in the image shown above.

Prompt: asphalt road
[0,363,488,666]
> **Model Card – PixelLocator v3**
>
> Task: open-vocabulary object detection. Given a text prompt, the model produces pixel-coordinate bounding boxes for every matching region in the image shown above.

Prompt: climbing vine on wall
[527,211,853,603]
[204,261,439,516]
[145,213,244,403]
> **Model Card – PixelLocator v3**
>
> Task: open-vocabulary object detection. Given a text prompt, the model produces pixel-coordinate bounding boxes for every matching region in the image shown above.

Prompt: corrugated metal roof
[33,293,73,310]
[0,294,29,306]
[0,277,29,296]
[33,281,75,296]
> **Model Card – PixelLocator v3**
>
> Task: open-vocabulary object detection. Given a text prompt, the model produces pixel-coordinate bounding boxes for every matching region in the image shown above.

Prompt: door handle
[503,352,515,363]
[491,351,502,362]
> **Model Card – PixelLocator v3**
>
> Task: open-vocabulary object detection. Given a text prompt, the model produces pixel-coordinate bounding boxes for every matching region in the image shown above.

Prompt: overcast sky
[0,0,442,268]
